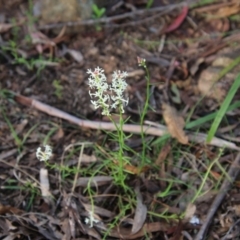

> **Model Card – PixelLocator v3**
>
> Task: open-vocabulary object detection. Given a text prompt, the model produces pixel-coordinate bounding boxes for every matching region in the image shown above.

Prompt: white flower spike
[36,145,52,161]
[110,70,128,113]
[87,67,128,115]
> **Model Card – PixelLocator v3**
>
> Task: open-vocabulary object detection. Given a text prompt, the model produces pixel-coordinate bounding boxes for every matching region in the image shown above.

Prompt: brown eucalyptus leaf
[0,204,23,215]
[162,103,188,144]
[183,203,196,222]
[69,210,76,238]
[131,189,147,234]
[66,49,84,63]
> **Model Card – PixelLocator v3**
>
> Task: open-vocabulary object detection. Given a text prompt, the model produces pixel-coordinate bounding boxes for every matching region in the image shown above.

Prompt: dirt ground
[1,0,240,239]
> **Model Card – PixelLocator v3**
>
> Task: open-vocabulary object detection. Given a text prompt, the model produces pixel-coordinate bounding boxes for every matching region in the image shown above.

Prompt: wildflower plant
[36,145,52,162]
[87,67,129,186]
[87,67,128,116]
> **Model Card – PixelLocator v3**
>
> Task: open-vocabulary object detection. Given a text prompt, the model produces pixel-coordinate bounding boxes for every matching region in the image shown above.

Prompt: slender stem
[140,64,151,164]
[118,110,124,185]
[109,110,125,186]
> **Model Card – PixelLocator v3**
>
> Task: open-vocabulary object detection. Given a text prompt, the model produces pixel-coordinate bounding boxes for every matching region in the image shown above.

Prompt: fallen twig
[14,94,240,150]
[194,152,240,240]
[38,2,192,30]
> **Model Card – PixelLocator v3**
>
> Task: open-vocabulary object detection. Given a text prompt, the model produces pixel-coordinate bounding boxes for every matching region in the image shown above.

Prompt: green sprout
[92,3,106,31]
[146,0,154,9]
[52,80,63,99]
[92,3,106,19]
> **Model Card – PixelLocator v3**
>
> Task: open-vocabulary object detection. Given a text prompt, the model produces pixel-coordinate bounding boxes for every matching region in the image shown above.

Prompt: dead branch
[14,94,240,151]
[38,2,190,30]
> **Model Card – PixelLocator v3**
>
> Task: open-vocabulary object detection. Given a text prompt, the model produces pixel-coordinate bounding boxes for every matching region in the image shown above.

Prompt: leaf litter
[1,0,240,239]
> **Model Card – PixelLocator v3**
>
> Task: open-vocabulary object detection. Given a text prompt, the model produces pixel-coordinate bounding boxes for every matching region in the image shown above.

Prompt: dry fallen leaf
[52,127,64,141]
[155,143,171,166]
[232,205,240,216]
[69,210,76,238]
[198,65,227,101]
[198,47,240,102]
[0,204,23,215]
[39,168,53,205]
[131,188,147,234]
[155,143,171,189]
[214,4,240,18]
[219,212,233,228]
[162,102,188,144]
[123,163,149,175]
[66,49,84,63]
[183,203,196,222]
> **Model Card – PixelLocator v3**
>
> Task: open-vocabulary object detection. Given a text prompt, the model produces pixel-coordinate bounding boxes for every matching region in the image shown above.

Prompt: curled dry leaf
[198,47,240,102]
[183,203,196,223]
[219,212,234,228]
[65,49,84,63]
[39,168,53,205]
[131,188,147,234]
[52,127,64,141]
[198,66,227,101]
[0,204,23,215]
[231,205,240,216]
[15,119,28,134]
[162,102,188,144]
[124,163,149,175]
[155,143,171,189]
[69,210,76,238]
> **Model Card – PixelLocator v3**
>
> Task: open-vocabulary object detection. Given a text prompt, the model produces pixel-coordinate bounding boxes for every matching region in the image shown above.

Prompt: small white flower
[189,215,200,225]
[87,67,111,116]
[84,210,100,228]
[36,145,52,161]
[137,57,146,67]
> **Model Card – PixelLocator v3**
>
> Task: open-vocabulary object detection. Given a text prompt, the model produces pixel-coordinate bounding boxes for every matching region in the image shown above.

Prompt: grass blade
[186,101,240,129]
[207,74,240,143]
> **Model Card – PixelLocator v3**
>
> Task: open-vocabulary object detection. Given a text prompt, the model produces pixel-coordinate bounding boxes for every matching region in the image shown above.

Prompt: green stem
[140,65,151,164]
[109,110,125,186]
[118,110,124,185]
[191,148,224,203]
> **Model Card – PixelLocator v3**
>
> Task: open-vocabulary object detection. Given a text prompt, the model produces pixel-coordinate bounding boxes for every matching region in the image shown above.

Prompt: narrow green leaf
[186,101,240,129]
[207,74,240,143]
